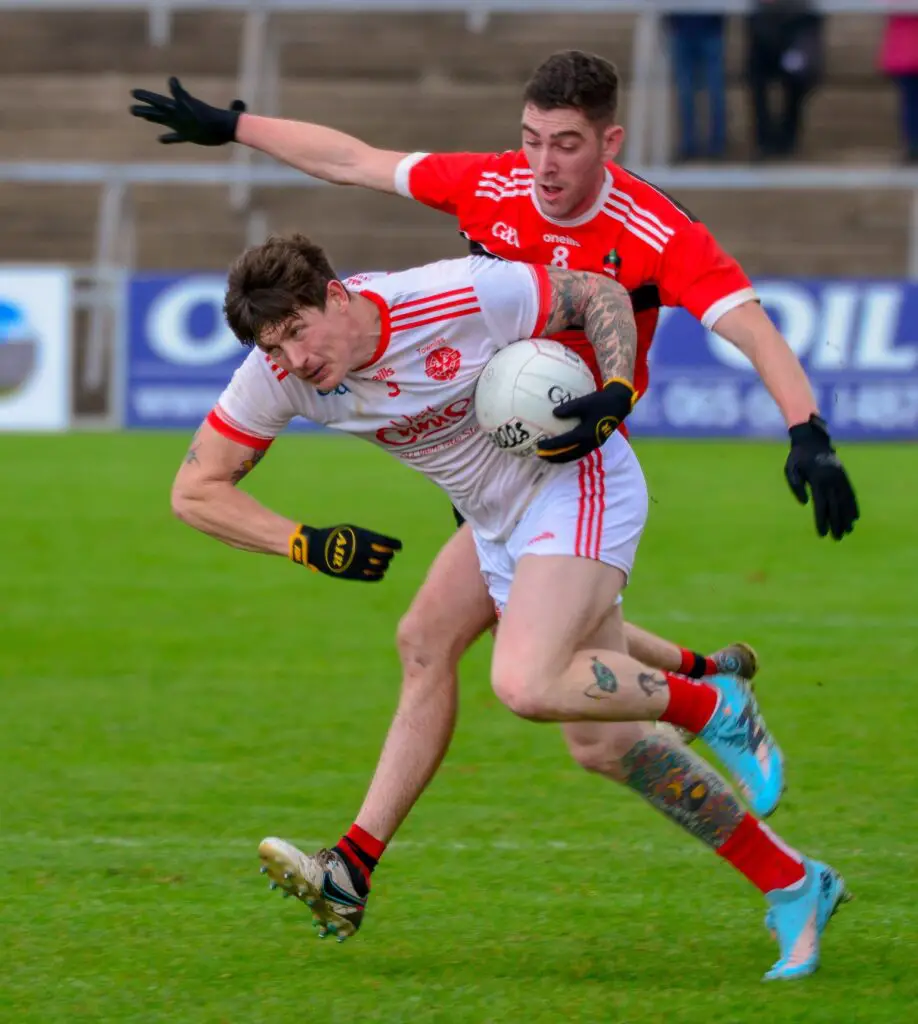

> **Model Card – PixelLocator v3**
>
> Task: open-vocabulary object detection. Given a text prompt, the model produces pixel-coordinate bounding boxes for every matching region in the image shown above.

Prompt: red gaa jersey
[394,149,756,397]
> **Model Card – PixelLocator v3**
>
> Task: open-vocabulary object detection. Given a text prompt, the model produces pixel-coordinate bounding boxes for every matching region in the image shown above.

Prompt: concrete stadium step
[0,76,525,161]
[0,177,907,277]
[681,189,909,276]
[0,183,99,265]
[0,9,887,84]
[719,82,900,161]
[0,11,244,76]
[0,73,902,165]
[0,10,639,81]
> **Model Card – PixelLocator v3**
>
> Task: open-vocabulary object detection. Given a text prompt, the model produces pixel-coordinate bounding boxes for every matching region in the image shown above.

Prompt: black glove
[784,415,859,540]
[289,523,402,582]
[537,378,637,464]
[130,76,246,146]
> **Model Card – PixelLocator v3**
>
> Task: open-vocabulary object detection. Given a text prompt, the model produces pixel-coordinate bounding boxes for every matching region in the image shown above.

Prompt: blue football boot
[763,858,851,981]
[698,674,784,818]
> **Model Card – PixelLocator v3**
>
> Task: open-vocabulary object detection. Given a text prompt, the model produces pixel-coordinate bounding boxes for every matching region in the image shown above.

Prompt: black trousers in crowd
[746,13,823,159]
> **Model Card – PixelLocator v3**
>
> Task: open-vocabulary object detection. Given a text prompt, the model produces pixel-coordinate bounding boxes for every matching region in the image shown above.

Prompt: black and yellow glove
[289,524,403,582]
[536,378,637,464]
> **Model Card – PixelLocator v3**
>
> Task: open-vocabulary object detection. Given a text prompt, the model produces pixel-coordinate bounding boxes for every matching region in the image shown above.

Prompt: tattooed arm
[171,418,296,555]
[543,267,638,384]
[535,269,639,463]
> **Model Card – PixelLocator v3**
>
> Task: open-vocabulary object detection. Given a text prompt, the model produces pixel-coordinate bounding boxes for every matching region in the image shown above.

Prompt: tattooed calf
[621,734,744,848]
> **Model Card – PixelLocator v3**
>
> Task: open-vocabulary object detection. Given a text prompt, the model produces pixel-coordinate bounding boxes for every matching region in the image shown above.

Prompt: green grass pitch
[2,432,917,1023]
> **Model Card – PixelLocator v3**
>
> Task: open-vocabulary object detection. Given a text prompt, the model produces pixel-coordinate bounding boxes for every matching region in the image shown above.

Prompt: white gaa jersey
[209,256,628,542]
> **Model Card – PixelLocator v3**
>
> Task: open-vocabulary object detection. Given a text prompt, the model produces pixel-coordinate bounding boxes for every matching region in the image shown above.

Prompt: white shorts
[472,438,649,614]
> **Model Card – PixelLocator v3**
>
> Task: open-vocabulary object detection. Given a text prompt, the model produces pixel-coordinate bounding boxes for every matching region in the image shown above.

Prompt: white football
[475,339,597,457]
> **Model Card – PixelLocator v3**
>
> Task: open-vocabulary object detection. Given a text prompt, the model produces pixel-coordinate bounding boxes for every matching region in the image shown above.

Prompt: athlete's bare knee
[491,662,554,721]
[396,607,458,678]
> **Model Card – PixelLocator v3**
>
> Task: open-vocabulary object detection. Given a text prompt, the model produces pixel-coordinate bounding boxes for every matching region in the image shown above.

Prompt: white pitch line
[0,832,906,860]
[646,610,918,632]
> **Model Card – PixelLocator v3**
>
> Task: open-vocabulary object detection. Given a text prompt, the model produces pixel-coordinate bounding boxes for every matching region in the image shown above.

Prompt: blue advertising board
[631,279,918,440]
[125,273,322,431]
[126,274,246,429]
[125,274,918,439]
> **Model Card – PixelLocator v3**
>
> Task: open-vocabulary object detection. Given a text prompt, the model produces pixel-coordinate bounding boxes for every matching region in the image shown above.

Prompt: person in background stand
[667,11,728,162]
[879,13,918,164]
[746,0,825,160]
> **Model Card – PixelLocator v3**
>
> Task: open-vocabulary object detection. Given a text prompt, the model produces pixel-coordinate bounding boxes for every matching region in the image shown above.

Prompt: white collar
[530,167,613,228]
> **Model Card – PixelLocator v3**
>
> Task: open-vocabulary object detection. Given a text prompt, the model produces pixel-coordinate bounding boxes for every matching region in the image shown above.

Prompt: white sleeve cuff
[702,288,759,331]
[393,152,429,198]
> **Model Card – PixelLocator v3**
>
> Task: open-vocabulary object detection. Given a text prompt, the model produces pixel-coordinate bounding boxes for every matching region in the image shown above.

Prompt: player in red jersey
[131,52,858,951]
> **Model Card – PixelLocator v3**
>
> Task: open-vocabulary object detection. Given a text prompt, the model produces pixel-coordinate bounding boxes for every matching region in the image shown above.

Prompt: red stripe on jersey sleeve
[207,407,274,451]
[391,306,481,333]
[390,286,475,312]
[528,264,552,338]
[390,296,479,323]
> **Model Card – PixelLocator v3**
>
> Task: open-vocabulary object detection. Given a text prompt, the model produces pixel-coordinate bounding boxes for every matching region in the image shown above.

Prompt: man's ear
[326,278,349,310]
[602,123,625,162]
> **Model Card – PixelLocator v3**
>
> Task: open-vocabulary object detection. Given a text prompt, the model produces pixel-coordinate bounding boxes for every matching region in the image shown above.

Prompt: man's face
[521,103,624,220]
[257,281,353,390]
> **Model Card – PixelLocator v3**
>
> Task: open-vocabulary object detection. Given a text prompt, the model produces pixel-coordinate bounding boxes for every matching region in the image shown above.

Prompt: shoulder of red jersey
[394,149,531,212]
[602,164,700,255]
[468,149,533,202]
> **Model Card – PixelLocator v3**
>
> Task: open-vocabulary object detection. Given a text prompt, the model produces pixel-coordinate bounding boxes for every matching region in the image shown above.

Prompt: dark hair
[523,50,619,125]
[223,233,339,346]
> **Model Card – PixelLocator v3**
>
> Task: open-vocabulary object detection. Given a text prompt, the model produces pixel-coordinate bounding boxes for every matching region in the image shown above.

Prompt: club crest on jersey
[603,249,622,277]
[425,346,461,382]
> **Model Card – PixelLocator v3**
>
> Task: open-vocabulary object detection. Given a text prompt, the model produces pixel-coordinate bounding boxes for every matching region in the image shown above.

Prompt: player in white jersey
[172,234,848,982]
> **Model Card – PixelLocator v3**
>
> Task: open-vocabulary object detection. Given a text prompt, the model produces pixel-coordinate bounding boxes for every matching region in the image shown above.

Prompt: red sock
[717,813,806,893]
[678,648,719,679]
[335,824,387,888]
[658,673,720,734]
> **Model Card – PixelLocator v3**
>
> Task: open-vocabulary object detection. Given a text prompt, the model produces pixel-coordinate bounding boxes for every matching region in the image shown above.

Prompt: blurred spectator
[746,0,825,160]
[879,15,918,163]
[666,13,727,162]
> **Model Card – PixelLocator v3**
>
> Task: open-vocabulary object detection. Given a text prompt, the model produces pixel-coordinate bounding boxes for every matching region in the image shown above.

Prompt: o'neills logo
[376,397,472,447]
[543,233,580,247]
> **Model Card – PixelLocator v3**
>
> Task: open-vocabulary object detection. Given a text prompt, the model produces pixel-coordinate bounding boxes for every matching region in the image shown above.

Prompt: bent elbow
[170,482,200,525]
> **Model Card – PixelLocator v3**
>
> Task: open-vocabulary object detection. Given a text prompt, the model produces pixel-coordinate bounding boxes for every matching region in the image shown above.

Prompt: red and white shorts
[472,435,649,614]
